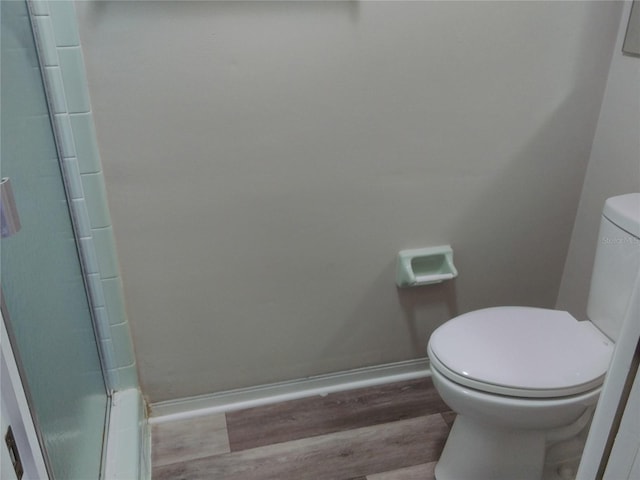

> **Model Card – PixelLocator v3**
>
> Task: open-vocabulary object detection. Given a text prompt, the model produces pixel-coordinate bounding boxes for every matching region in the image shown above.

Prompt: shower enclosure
[1,0,109,478]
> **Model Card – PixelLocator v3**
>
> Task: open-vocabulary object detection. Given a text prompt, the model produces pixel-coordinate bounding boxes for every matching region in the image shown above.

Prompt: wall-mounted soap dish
[395,245,458,287]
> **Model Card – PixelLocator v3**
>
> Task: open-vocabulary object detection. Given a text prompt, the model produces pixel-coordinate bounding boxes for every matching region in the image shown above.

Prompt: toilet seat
[428,307,614,398]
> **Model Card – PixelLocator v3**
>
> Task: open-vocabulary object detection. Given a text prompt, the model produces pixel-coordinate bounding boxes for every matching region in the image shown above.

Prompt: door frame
[577,271,640,479]
[0,308,50,480]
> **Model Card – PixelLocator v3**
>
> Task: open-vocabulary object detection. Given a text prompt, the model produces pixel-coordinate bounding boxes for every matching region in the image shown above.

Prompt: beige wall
[557,1,640,319]
[75,1,622,403]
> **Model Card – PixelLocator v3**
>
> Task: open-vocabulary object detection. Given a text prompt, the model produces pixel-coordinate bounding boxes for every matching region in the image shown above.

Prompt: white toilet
[427,193,640,480]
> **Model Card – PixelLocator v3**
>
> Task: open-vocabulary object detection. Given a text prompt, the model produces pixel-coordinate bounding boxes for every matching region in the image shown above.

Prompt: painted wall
[557,1,640,319]
[75,1,622,403]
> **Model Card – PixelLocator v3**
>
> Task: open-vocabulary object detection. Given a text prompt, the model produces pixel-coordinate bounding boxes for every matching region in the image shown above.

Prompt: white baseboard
[149,358,431,424]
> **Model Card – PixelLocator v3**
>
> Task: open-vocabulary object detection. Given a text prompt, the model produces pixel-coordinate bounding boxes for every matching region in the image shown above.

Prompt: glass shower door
[1,1,109,478]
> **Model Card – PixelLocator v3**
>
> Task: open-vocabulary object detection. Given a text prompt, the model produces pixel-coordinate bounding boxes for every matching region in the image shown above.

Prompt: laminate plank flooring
[152,413,230,467]
[226,378,450,451]
[367,462,437,480]
[152,377,454,480]
[154,415,448,480]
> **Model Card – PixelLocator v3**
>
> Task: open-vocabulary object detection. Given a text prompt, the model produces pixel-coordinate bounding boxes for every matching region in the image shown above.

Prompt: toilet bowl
[428,307,611,427]
[426,193,640,480]
[427,307,612,480]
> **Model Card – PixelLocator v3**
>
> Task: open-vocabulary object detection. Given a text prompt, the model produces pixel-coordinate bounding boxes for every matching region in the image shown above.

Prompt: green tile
[105,365,120,392]
[93,307,112,342]
[100,338,115,368]
[81,173,111,229]
[62,157,84,200]
[86,273,106,309]
[44,66,67,113]
[79,237,100,275]
[71,198,92,238]
[70,113,102,174]
[111,323,136,368]
[53,113,76,159]
[102,277,128,326]
[32,16,57,66]
[30,0,51,16]
[116,365,140,391]
[48,0,80,47]
[92,226,120,279]
[58,47,91,113]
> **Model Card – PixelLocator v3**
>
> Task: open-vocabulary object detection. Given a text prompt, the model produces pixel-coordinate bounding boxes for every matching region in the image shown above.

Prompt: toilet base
[435,415,546,480]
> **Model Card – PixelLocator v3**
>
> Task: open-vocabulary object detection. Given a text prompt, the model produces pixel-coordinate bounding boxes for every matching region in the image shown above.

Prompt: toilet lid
[428,307,614,398]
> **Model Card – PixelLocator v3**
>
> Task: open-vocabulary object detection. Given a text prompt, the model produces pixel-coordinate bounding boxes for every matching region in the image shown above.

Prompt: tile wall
[28,0,138,392]
[27,0,149,477]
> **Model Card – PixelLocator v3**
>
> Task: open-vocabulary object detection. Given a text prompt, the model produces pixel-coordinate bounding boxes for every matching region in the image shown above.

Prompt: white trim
[603,365,640,480]
[149,358,431,424]
[0,311,50,480]
[577,270,640,479]
[103,388,150,480]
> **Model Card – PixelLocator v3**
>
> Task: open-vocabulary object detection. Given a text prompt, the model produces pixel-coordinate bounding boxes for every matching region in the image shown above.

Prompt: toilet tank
[587,193,640,341]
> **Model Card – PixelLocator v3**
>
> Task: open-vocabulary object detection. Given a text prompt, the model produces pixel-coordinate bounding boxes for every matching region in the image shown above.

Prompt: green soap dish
[395,245,458,287]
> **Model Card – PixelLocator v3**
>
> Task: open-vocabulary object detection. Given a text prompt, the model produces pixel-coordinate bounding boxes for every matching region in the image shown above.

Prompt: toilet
[427,193,640,480]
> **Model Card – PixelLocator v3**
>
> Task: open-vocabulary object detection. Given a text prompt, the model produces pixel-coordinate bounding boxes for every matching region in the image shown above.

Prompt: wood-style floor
[151,378,454,480]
